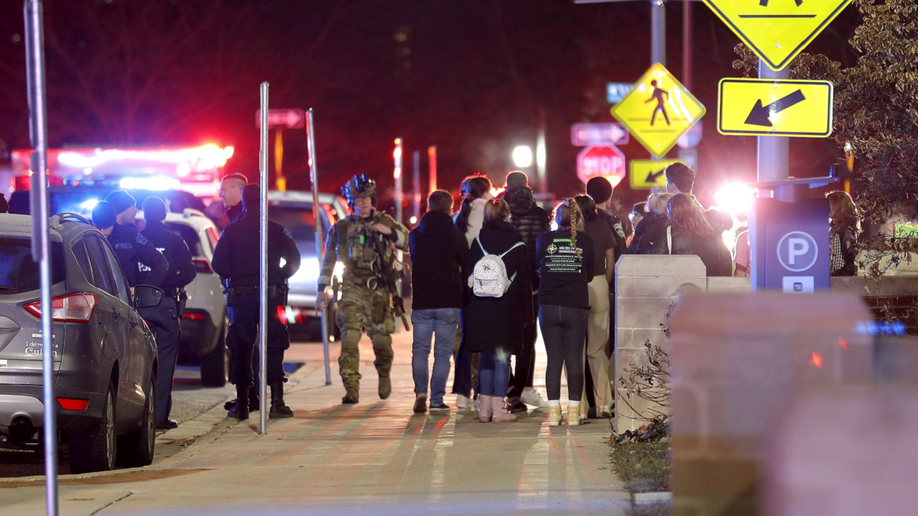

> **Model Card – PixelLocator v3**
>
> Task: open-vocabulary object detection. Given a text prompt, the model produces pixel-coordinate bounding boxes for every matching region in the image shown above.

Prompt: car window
[71,238,94,284]
[164,222,203,257]
[0,238,65,294]
[268,205,316,245]
[98,237,132,304]
[83,234,119,297]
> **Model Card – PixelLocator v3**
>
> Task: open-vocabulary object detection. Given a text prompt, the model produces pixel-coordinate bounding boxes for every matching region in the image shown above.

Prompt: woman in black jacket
[629,192,674,254]
[536,199,595,426]
[462,199,532,422]
[827,191,860,276]
[651,194,733,276]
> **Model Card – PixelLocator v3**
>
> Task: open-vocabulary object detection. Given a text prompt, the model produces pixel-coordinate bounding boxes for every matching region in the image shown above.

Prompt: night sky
[0,0,862,216]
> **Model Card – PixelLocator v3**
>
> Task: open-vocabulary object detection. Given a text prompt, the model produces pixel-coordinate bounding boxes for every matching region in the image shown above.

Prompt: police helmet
[342,174,377,207]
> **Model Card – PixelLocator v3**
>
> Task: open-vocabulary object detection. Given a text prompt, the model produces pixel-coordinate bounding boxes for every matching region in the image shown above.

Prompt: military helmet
[342,174,377,207]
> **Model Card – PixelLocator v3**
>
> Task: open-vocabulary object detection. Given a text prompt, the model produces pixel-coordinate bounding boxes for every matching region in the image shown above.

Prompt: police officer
[220,173,248,225]
[99,191,169,288]
[140,196,197,429]
[212,184,301,420]
[316,174,409,404]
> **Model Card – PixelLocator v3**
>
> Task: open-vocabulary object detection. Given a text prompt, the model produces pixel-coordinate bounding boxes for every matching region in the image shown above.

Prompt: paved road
[0,331,629,515]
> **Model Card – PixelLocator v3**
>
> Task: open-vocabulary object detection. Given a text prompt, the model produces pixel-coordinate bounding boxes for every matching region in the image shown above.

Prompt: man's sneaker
[456,394,473,410]
[507,397,527,413]
[521,389,549,407]
[413,394,427,413]
[429,402,450,412]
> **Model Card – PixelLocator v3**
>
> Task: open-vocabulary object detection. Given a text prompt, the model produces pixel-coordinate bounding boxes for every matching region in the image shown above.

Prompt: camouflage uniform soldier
[317,174,409,404]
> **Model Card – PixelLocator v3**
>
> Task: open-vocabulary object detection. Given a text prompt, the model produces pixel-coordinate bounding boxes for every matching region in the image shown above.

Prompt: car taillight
[193,258,213,274]
[183,312,206,321]
[57,398,89,411]
[25,293,97,323]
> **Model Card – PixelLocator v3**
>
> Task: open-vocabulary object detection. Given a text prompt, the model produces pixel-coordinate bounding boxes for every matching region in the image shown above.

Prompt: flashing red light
[810,351,824,369]
[838,336,848,350]
[14,176,31,191]
[193,258,213,274]
[25,293,97,323]
[57,398,89,411]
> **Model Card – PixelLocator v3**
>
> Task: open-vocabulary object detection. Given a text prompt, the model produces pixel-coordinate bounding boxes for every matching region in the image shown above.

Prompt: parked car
[156,209,228,386]
[267,191,348,338]
[0,213,158,473]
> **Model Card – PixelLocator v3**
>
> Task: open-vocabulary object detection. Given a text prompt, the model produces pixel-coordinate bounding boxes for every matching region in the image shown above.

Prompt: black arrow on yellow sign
[744,89,806,126]
[759,0,803,6]
[645,168,665,184]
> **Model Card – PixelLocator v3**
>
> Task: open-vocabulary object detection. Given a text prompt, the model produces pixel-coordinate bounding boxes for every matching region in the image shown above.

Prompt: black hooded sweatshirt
[409,210,470,310]
[506,186,549,290]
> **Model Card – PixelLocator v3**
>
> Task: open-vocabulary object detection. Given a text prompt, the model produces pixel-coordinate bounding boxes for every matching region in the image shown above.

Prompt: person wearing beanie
[106,190,140,227]
[212,184,302,420]
[140,196,197,429]
[582,176,626,419]
[91,201,118,236]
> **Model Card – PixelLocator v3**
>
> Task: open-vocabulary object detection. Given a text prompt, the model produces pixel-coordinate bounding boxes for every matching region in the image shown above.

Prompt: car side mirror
[134,285,164,308]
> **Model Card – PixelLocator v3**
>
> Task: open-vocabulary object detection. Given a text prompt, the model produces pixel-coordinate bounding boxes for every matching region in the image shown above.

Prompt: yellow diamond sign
[702,0,852,72]
[611,64,705,159]
[718,78,834,137]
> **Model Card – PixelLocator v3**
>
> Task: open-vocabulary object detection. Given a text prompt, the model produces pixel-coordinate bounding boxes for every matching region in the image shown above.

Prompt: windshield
[268,205,319,246]
[0,238,66,293]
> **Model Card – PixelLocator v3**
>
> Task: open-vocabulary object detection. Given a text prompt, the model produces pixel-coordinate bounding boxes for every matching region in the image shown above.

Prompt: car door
[82,234,145,409]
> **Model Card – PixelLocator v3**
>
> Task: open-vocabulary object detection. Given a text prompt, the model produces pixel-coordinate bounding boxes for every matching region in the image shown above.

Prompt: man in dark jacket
[503,171,550,410]
[408,190,469,413]
[140,196,197,429]
[220,173,248,226]
[212,185,301,420]
[101,191,169,288]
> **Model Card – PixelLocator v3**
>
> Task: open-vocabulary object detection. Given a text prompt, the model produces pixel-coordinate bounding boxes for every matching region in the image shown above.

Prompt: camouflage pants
[336,284,395,391]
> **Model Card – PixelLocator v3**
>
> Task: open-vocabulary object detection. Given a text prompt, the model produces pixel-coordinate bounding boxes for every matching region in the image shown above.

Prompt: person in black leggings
[535,199,595,426]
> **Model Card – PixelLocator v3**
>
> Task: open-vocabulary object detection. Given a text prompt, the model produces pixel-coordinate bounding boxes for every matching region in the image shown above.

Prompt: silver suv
[0,213,158,473]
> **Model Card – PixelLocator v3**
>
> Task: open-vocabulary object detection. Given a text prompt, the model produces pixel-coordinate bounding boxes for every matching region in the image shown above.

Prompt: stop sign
[577,145,626,186]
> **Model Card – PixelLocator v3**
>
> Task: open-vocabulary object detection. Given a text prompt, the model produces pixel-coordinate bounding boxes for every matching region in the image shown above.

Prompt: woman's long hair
[554,198,584,260]
[666,194,714,238]
[827,190,861,233]
[455,175,492,233]
[574,194,598,222]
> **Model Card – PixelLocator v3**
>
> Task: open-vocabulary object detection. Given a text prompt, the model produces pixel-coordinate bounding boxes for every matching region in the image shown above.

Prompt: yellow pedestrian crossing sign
[611,64,705,159]
[702,0,852,72]
[629,159,681,190]
[718,78,833,137]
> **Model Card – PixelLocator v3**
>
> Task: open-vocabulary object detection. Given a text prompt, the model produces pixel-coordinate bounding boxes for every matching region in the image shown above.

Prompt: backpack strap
[498,241,525,259]
[475,236,487,256]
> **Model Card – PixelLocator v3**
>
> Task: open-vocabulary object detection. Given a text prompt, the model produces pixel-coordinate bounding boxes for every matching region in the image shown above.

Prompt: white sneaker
[456,394,473,410]
[521,389,549,407]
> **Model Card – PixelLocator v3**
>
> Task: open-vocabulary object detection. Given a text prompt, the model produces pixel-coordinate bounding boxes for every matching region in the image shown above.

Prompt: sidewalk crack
[90,491,132,516]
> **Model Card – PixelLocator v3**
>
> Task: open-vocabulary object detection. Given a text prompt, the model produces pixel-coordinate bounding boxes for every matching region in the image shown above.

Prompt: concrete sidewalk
[0,331,629,515]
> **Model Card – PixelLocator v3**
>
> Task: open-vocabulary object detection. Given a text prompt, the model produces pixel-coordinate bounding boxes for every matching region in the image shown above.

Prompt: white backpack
[469,237,525,298]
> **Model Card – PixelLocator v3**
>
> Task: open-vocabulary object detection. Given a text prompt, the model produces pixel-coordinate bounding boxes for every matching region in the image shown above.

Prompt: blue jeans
[411,308,460,405]
[478,349,511,398]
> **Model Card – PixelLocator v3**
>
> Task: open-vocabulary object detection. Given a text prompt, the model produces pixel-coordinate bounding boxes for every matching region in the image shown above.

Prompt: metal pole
[751,60,790,292]
[306,109,332,386]
[258,82,269,434]
[24,1,57,514]
[394,138,403,225]
[412,151,420,223]
[651,0,666,67]
[428,146,437,194]
[537,108,547,195]
[683,0,692,90]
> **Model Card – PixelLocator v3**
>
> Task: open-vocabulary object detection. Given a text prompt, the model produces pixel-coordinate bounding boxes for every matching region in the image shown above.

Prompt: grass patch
[610,441,672,494]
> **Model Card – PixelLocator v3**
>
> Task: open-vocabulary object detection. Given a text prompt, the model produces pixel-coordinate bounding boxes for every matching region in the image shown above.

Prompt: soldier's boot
[339,330,363,404]
[269,381,294,418]
[372,335,394,400]
[228,384,249,420]
[223,390,259,412]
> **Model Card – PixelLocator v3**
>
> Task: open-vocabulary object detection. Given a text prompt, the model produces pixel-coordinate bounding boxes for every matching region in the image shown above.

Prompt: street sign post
[611,63,706,158]
[570,123,629,146]
[576,145,626,186]
[629,159,680,190]
[255,108,306,129]
[718,79,833,137]
[701,0,852,72]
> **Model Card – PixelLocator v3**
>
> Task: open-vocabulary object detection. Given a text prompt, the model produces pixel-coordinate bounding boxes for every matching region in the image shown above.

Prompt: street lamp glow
[512,146,533,168]
[713,183,757,215]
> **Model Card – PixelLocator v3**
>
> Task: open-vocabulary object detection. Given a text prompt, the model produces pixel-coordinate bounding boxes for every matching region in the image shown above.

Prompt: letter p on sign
[787,238,809,265]
[777,231,818,272]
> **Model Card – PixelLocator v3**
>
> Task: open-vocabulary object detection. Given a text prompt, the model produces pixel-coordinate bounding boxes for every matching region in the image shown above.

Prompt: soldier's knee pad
[370,334,392,351]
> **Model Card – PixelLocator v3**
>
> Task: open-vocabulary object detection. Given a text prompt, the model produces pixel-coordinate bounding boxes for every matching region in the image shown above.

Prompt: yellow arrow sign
[629,159,681,190]
[718,79,833,137]
[702,0,852,72]
[611,64,705,159]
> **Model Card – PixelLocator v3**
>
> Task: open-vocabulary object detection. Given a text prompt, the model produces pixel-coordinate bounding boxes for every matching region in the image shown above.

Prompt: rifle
[371,231,411,331]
